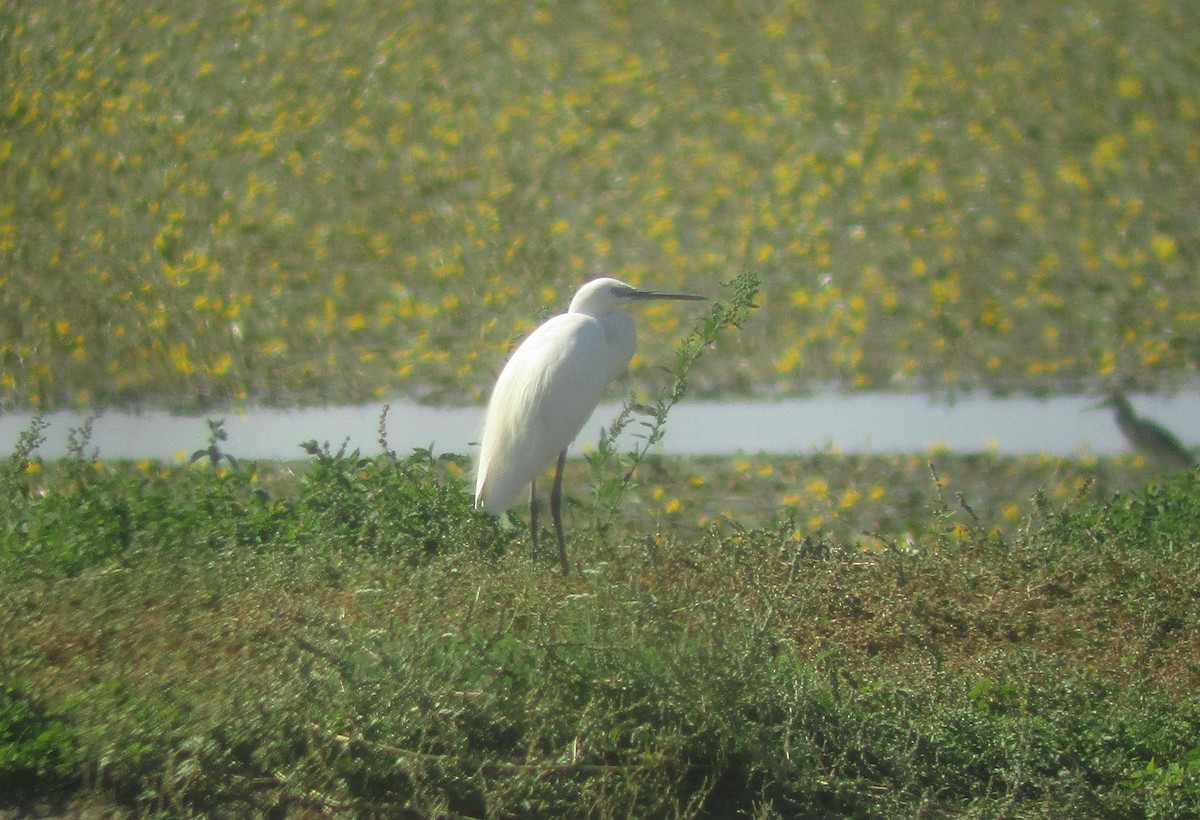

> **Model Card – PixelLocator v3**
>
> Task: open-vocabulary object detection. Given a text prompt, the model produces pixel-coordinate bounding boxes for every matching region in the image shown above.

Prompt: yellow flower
[1151,234,1177,261]
[208,353,232,376]
[1115,76,1142,98]
[774,346,802,374]
[169,343,195,375]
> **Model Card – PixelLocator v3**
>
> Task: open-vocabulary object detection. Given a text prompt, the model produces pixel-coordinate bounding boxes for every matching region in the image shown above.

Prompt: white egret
[474,277,706,574]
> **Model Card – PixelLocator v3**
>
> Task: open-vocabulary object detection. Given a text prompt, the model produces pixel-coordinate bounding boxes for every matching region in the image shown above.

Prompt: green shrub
[0,670,82,792]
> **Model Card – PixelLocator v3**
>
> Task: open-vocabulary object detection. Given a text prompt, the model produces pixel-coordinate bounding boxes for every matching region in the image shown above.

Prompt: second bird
[474,277,705,575]
[1096,392,1193,471]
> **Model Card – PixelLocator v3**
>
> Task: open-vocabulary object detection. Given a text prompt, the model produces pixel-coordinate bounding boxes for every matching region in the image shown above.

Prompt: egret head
[568,277,706,317]
[1087,391,1132,415]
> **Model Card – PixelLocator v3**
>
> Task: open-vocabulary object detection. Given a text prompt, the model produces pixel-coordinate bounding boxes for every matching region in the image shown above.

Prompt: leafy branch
[587,270,760,540]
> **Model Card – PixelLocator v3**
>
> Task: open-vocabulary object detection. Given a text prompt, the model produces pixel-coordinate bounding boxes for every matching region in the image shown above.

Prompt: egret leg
[550,449,569,575]
[528,480,539,555]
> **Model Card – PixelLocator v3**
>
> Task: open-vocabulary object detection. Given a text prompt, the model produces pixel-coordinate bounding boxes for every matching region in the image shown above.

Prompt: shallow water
[1,392,1196,461]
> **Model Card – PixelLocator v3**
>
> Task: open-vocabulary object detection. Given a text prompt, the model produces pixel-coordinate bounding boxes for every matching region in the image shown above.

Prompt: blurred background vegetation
[3,0,1199,410]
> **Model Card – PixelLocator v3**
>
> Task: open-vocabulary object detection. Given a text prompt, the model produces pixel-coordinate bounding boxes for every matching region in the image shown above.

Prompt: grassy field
[3,0,1200,409]
[2,427,1199,816]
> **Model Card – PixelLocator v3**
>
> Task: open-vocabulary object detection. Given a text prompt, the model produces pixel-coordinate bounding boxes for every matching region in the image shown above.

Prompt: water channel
[1,392,1196,462]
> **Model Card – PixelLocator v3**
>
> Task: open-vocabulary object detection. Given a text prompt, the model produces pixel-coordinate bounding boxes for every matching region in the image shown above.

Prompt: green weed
[0,669,82,794]
[0,417,507,579]
[587,270,759,545]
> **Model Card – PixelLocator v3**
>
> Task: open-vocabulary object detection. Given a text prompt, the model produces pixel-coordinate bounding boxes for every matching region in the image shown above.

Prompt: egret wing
[475,315,613,512]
